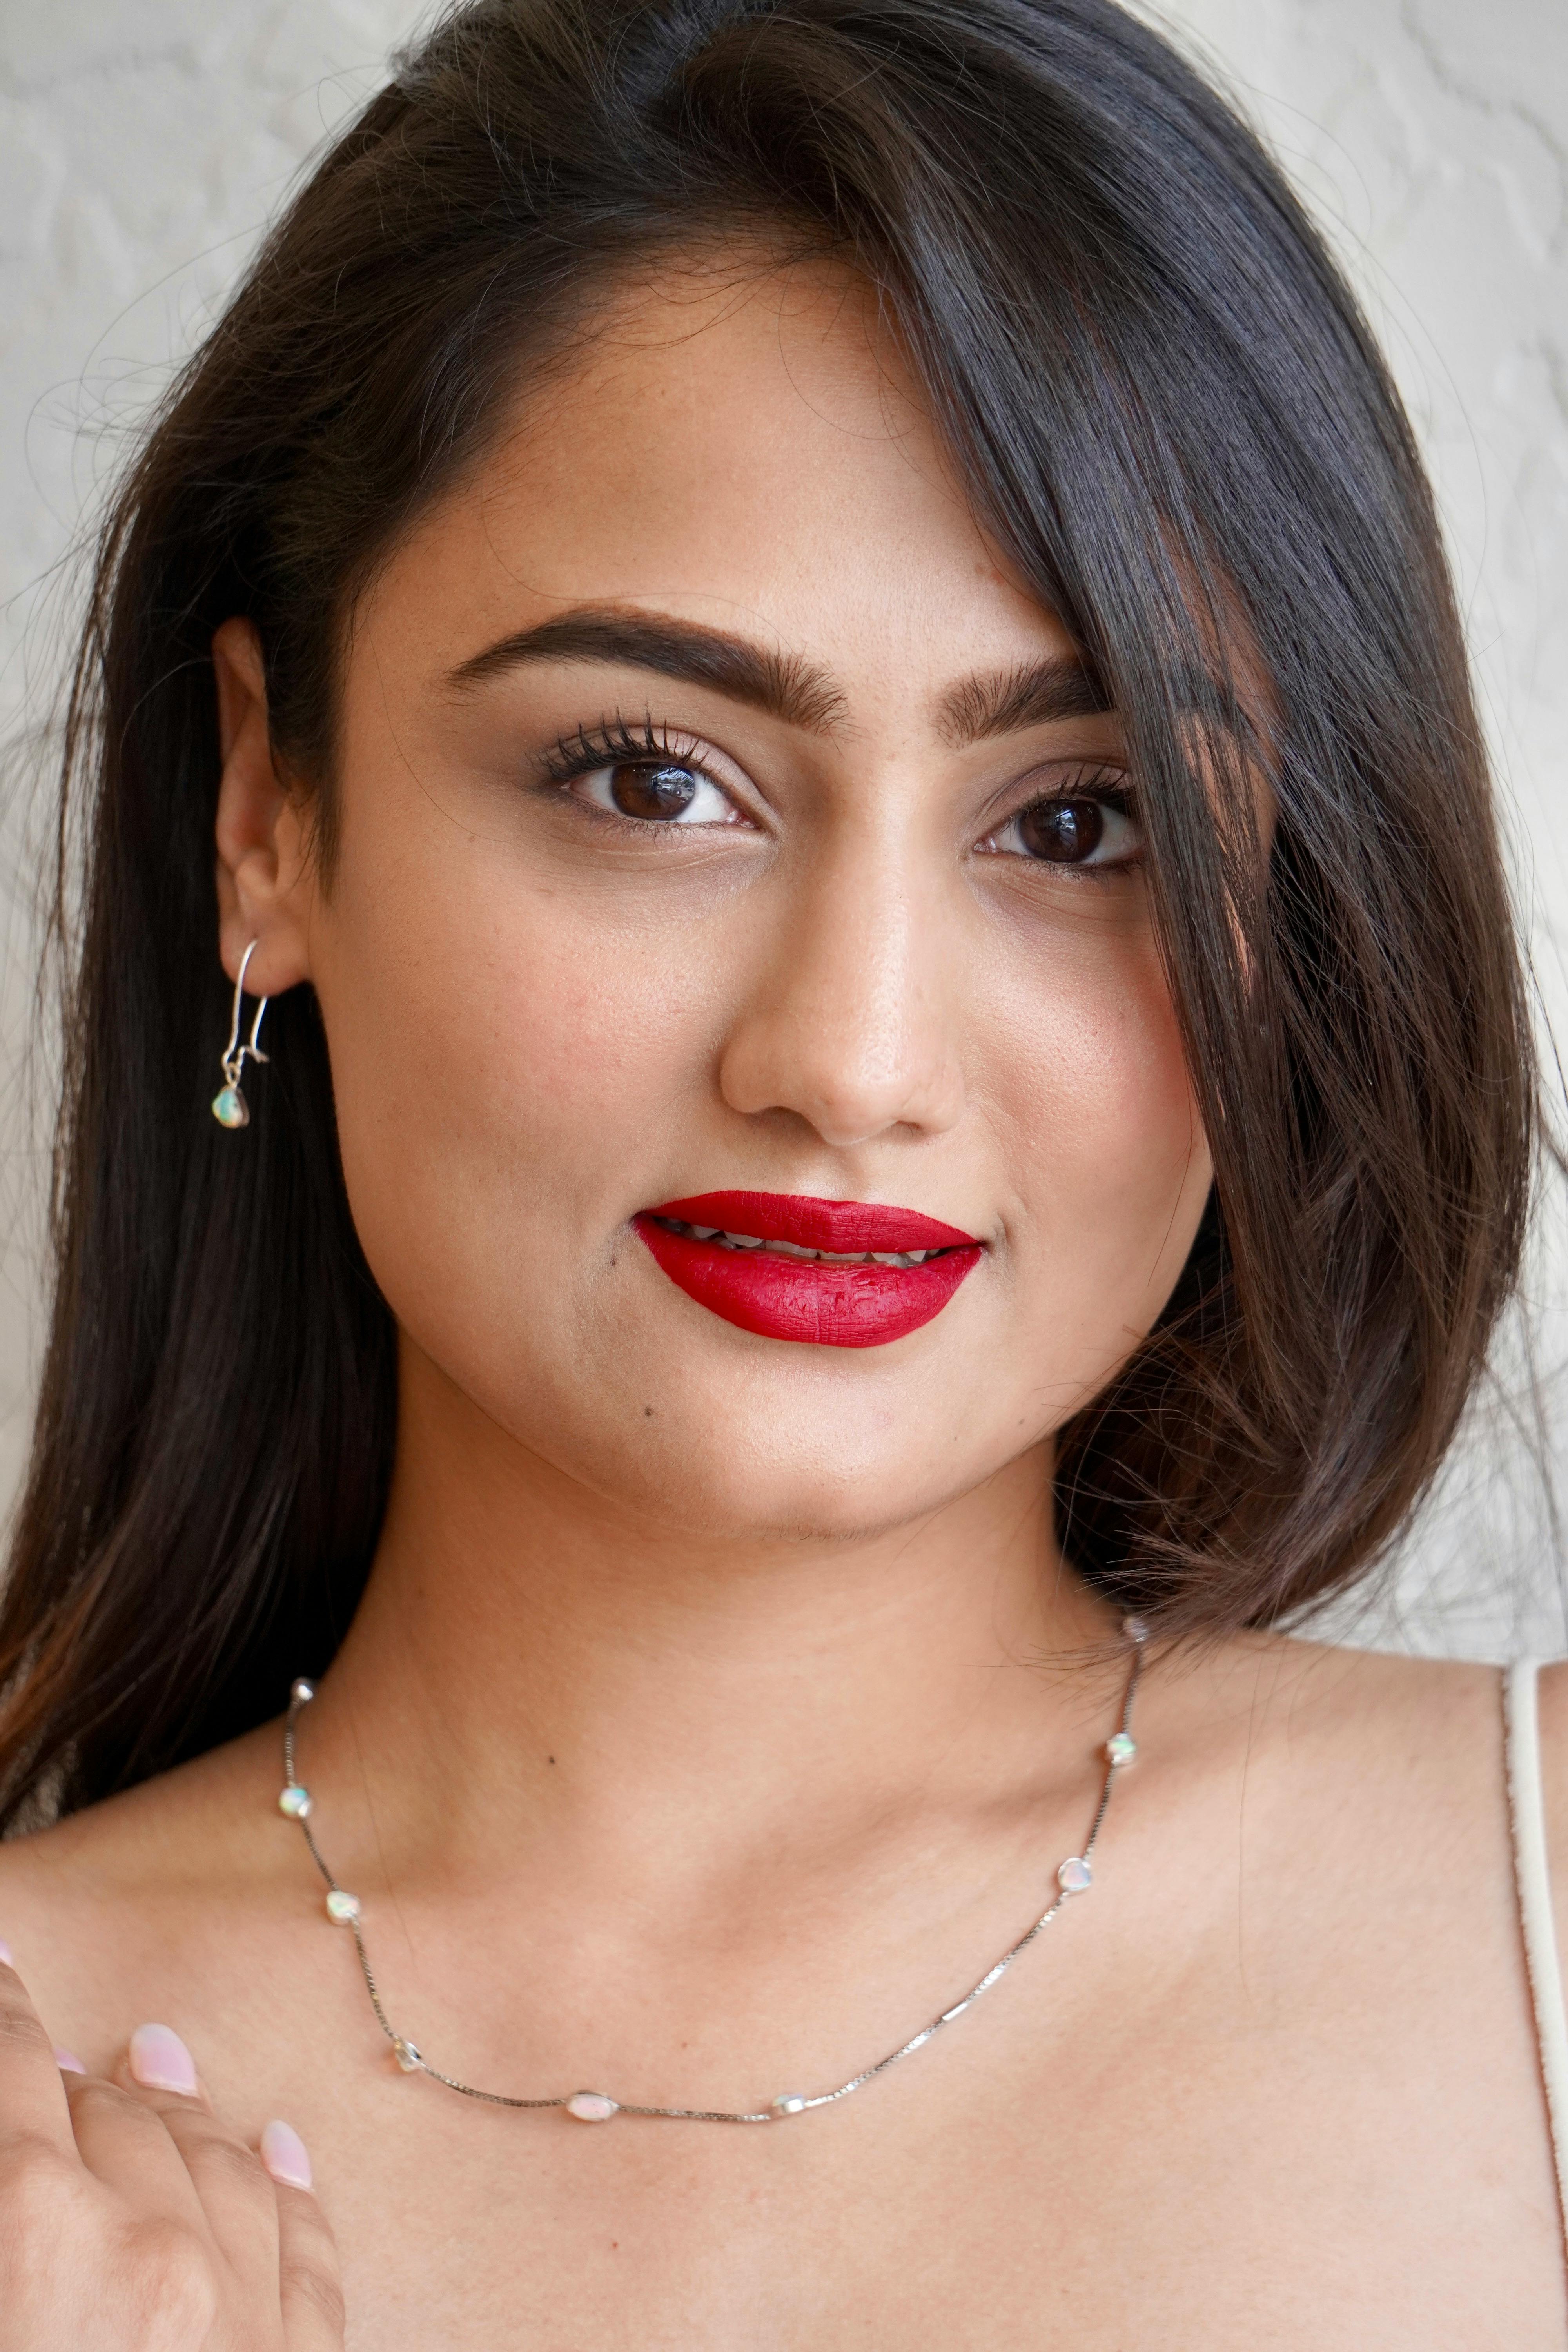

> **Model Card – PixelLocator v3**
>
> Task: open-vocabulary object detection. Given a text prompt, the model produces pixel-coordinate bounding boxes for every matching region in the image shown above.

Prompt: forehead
[355,255,1078,699]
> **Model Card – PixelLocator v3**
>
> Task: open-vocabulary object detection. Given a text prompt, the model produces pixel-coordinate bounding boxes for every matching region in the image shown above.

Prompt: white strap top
[1506,1659,1568,2253]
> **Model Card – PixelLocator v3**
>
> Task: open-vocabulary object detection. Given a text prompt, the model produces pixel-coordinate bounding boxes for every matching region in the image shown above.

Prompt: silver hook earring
[211,939,270,1129]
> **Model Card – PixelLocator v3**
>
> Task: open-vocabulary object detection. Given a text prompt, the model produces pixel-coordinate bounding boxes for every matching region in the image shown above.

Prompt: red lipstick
[633,1191,983,1348]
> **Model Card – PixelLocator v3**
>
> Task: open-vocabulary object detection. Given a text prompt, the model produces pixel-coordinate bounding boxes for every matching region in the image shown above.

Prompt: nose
[717,833,966,1149]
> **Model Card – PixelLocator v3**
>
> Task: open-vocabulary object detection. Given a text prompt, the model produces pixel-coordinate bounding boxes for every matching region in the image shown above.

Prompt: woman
[0,0,1559,2340]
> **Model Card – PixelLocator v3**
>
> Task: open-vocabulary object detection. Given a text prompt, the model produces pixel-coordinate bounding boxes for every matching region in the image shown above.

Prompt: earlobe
[211,617,315,996]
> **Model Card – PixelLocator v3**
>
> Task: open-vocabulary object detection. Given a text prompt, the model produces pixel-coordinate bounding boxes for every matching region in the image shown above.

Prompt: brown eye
[981,784,1142,871]
[568,753,740,826]
[1016,797,1104,863]
[608,763,699,820]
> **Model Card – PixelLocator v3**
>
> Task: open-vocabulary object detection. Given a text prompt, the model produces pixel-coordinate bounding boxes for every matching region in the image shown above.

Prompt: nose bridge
[718,819,964,1147]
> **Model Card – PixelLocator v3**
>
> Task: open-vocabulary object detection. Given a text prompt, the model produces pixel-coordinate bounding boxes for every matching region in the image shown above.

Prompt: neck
[321,1341,1122,1886]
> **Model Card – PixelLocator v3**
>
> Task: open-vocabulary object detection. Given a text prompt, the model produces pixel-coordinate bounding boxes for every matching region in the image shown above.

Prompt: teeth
[658,1217,942,1269]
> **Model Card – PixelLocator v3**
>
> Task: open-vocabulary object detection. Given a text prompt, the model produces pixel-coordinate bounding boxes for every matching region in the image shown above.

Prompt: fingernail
[54,2047,85,2073]
[260,2117,313,2190]
[0,1940,13,1967]
[128,2022,198,2095]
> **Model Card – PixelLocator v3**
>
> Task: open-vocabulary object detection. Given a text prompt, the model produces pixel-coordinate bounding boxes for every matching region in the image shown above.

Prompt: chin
[524,1371,1009,1545]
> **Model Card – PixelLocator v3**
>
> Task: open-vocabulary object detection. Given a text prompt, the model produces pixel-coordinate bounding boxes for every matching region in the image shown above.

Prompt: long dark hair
[0,0,1535,1827]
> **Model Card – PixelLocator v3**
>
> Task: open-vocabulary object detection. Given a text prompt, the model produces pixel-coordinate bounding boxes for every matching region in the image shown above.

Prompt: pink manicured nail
[54,2047,85,2073]
[0,1940,13,1967]
[128,2023,198,2094]
[260,2117,313,2190]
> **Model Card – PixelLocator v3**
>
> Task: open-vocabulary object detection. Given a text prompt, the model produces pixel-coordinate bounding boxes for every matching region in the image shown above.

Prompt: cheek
[310,829,713,1344]
[1041,956,1199,1196]
[983,915,1207,1385]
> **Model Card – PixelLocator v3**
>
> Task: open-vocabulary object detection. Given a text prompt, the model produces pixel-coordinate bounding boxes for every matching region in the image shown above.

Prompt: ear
[212,617,317,993]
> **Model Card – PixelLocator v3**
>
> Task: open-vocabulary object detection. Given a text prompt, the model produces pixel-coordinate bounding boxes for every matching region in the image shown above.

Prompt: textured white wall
[0,0,1564,1655]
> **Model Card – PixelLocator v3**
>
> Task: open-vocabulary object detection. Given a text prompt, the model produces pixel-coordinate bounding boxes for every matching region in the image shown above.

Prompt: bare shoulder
[1176,1629,1505,1788]
[1160,1632,1514,1910]
[0,1723,279,2063]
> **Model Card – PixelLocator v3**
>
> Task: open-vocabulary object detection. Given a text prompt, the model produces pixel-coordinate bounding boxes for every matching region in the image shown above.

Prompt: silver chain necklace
[277,1616,1147,2126]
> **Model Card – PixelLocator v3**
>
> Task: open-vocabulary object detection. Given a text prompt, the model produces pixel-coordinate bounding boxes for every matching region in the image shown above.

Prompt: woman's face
[248,260,1212,1539]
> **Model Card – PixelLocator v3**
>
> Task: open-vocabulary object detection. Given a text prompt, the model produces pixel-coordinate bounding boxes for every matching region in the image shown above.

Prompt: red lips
[633,1191,982,1348]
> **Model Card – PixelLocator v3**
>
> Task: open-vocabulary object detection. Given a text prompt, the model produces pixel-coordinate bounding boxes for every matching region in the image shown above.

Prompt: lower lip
[632,1210,982,1349]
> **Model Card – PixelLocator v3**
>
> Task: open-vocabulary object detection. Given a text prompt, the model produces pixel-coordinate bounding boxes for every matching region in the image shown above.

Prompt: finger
[124,2021,206,2102]
[260,2120,313,2190]
[116,2021,218,2114]
[109,2025,282,2277]
[0,1943,79,2158]
[272,2170,345,2350]
[64,2024,215,2223]
[63,2071,211,2228]
[149,2101,287,2282]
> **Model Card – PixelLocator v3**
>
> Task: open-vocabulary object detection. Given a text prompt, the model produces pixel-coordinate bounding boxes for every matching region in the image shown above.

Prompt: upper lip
[639,1191,981,1256]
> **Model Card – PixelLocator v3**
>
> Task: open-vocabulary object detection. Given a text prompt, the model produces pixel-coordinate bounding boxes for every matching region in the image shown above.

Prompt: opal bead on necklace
[274,1622,1148,2125]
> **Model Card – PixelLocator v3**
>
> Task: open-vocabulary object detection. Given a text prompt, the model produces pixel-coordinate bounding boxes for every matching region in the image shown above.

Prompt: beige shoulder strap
[1506,1658,1568,2254]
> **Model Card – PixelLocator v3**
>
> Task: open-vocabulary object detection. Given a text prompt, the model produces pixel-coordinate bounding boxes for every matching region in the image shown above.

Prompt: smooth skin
[0,256,1562,2349]
[0,1957,340,2346]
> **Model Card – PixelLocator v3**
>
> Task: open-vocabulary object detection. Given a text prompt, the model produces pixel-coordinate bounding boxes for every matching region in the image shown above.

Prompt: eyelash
[539,720,1140,873]
[540,715,706,786]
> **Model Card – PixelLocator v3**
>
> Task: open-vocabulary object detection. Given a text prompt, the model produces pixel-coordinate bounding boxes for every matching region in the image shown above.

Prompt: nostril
[716,976,965,1145]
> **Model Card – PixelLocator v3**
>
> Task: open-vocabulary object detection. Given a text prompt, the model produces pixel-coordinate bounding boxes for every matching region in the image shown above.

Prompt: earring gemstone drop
[211,1085,248,1129]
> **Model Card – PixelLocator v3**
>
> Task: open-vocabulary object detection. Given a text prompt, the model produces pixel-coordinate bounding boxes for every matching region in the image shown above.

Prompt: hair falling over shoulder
[0,0,1537,1827]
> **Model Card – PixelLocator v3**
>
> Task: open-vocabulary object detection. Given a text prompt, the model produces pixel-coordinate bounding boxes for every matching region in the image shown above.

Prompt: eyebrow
[447,604,1112,745]
[448,607,847,733]
[936,657,1112,744]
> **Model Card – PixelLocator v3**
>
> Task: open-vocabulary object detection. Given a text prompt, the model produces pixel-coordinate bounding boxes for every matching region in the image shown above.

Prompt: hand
[0,1942,343,2348]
